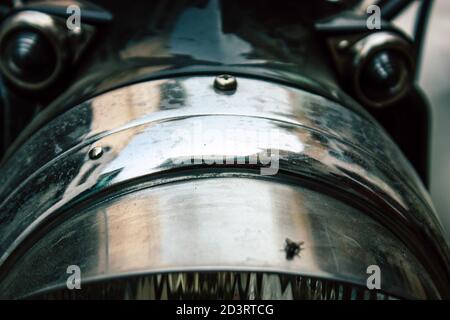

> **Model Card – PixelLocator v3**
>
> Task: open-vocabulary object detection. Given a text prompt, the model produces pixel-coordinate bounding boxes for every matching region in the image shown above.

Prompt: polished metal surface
[0,75,448,298]
[0,178,436,299]
[5,0,367,157]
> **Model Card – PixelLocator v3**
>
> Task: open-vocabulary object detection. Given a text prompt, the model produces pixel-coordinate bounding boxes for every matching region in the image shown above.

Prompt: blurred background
[395,0,450,244]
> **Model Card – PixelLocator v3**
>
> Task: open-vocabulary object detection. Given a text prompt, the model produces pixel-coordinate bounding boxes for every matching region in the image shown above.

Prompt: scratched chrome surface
[0,76,448,298]
[0,178,436,299]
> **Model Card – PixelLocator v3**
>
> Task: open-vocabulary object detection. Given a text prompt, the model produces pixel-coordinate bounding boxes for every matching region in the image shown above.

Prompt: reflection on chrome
[0,0,448,301]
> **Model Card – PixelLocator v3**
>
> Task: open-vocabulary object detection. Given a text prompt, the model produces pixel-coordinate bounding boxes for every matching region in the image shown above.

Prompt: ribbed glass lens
[32,272,396,300]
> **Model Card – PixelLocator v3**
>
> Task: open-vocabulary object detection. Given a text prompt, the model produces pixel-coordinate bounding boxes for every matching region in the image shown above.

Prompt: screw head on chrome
[214,74,237,91]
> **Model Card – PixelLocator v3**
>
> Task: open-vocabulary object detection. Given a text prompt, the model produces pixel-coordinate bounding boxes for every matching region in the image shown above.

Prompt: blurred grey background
[395,0,450,245]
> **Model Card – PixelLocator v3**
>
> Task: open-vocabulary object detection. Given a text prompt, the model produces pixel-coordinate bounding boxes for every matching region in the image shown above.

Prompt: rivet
[88,146,103,160]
